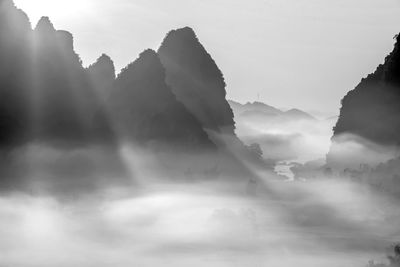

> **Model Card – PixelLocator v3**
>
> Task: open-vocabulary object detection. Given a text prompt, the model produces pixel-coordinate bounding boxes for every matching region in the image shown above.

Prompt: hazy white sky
[13,0,400,114]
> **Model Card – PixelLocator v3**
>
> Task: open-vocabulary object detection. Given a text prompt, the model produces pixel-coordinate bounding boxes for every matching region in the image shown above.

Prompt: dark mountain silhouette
[331,34,400,146]
[109,49,215,150]
[0,0,32,147]
[32,17,115,147]
[158,27,236,134]
[0,2,127,192]
[0,0,115,149]
[0,1,266,192]
[87,54,116,102]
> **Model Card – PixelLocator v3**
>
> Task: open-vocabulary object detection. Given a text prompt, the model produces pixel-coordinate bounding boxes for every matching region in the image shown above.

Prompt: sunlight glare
[14,0,94,25]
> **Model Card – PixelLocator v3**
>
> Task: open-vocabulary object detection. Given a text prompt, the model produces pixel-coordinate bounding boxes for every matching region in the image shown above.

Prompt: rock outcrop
[332,34,400,146]
[327,34,400,168]
[158,27,235,134]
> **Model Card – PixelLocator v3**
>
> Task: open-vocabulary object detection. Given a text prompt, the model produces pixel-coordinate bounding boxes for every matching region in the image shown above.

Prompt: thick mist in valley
[1,1,400,267]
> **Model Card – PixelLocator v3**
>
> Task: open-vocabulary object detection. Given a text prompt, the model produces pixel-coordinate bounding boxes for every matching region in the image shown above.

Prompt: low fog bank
[291,133,400,196]
[0,115,399,266]
[231,104,337,181]
[0,141,399,266]
[0,131,272,197]
[233,109,336,163]
[327,134,399,170]
[0,173,399,267]
[232,105,400,199]
[0,144,130,196]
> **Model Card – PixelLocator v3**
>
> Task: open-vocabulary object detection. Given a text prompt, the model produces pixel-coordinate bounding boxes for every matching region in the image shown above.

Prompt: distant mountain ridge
[228,100,316,121]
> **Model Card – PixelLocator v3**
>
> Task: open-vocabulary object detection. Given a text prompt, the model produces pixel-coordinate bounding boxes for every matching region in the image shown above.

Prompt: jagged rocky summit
[158,27,236,135]
[108,49,215,150]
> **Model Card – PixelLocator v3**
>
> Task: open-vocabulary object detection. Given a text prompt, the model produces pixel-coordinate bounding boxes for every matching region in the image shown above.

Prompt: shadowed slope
[110,49,215,150]
[0,3,126,193]
[0,0,32,147]
[0,2,116,149]
[32,17,115,147]
[158,27,235,134]
[87,54,116,102]
[332,34,400,146]
[327,34,400,168]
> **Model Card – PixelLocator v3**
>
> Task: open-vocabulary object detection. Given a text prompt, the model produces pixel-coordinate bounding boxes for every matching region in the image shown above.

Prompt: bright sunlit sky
[13,0,400,115]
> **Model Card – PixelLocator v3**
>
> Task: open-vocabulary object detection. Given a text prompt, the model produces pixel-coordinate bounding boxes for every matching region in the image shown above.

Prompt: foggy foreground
[1,139,399,267]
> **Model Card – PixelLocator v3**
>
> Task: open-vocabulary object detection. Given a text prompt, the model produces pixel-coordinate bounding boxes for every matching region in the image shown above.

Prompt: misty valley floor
[1,163,399,267]
[0,104,398,267]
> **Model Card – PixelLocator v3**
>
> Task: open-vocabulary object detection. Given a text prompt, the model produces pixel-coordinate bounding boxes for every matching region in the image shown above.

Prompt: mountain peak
[110,49,215,149]
[90,53,115,73]
[242,101,283,115]
[139,48,158,59]
[35,16,56,34]
[174,26,197,37]
[89,53,115,71]
[158,27,235,134]
[382,32,400,84]
[120,49,163,79]
[163,27,197,42]
[87,54,116,100]
[98,53,113,63]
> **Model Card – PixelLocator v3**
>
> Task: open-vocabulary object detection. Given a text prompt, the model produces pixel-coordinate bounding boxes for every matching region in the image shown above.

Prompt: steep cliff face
[327,34,400,168]
[332,34,400,145]
[157,27,235,134]
[109,49,215,150]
